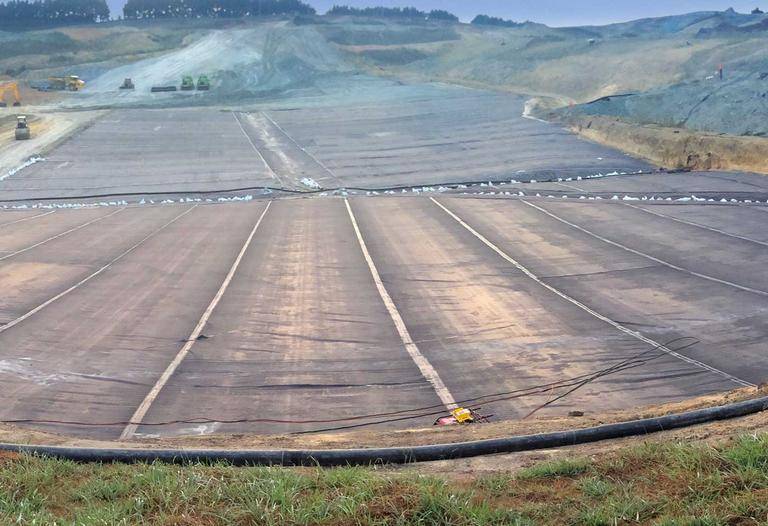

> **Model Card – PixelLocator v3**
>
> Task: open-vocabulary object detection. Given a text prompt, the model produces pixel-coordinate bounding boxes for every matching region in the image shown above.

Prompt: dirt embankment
[1,387,768,476]
[559,114,768,175]
[0,386,765,453]
[1,389,767,477]
[0,109,105,176]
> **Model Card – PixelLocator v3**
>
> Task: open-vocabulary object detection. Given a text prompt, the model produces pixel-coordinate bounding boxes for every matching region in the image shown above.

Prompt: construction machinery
[119,78,135,90]
[196,75,211,90]
[152,74,210,93]
[434,407,492,426]
[151,85,177,92]
[0,81,21,107]
[48,75,85,91]
[15,115,30,140]
[180,75,195,91]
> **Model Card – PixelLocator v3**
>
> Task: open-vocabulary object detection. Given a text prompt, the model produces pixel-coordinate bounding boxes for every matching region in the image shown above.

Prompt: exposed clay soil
[0,109,105,176]
[553,114,768,175]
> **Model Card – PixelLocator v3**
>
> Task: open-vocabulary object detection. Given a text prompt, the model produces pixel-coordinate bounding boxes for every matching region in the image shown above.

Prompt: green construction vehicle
[180,75,195,91]
[196,75,211,91]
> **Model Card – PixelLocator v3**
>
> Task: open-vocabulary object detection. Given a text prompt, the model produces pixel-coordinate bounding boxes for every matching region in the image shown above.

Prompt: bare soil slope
[6,10,768,133]
[555,114,768,174]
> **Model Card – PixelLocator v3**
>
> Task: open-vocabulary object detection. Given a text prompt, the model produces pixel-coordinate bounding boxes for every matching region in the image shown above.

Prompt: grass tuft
[578,476,613,498]
[516,458,590,479]
[724,434,768,471]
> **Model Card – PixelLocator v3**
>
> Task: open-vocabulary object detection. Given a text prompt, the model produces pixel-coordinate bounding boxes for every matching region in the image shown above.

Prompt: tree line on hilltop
[123,0,314,19]
[326,5,458,22]
[470,14,524,27]
[327,5,524,26]
[0,0,109,28]
[0,0,525,30]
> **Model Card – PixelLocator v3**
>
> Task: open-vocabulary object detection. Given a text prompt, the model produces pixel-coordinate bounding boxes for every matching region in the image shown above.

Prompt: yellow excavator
[0,81,21,107]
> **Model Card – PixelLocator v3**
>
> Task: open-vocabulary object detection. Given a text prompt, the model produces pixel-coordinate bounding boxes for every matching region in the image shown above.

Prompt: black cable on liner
[293,343,678,435]
[0,169,670,204]
[0,338,698,430]
[0,338,692,431]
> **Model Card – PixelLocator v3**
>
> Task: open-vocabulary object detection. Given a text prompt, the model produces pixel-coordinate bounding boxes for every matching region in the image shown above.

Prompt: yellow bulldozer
[0,81,21,107]
[48,75,85,91]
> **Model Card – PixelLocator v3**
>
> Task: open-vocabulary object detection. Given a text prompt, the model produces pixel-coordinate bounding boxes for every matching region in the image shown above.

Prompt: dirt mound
[5,10,768,128]
[350,23,725,103]
[557,72,768,136]
[334,9,768,115]
[73,22,353,107]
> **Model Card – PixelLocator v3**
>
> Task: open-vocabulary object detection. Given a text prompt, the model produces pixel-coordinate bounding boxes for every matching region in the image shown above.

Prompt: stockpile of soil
[558,72,768,137]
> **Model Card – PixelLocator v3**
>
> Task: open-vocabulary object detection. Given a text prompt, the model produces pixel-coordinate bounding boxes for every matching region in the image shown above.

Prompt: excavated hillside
[76,22,355,107]
[4,9,768,135]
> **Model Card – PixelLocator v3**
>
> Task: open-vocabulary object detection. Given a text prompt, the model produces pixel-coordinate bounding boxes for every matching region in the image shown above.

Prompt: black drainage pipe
[2,396,766,466]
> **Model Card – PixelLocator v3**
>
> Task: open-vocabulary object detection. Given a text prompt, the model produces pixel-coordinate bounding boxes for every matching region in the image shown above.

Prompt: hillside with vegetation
[0,0,109,29]
[336,8,768,137]
[122,0,314,19]
[3,6,768,136]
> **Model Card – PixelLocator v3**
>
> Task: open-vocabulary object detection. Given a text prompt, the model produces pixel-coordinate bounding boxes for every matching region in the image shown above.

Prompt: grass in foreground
[2,434,768,525]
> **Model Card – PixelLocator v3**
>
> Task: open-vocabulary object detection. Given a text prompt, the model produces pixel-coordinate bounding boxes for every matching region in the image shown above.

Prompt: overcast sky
[109,0,767,25]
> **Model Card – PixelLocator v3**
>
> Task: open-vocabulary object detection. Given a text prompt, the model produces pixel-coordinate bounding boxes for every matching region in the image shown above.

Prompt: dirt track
[0,109,104,179]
